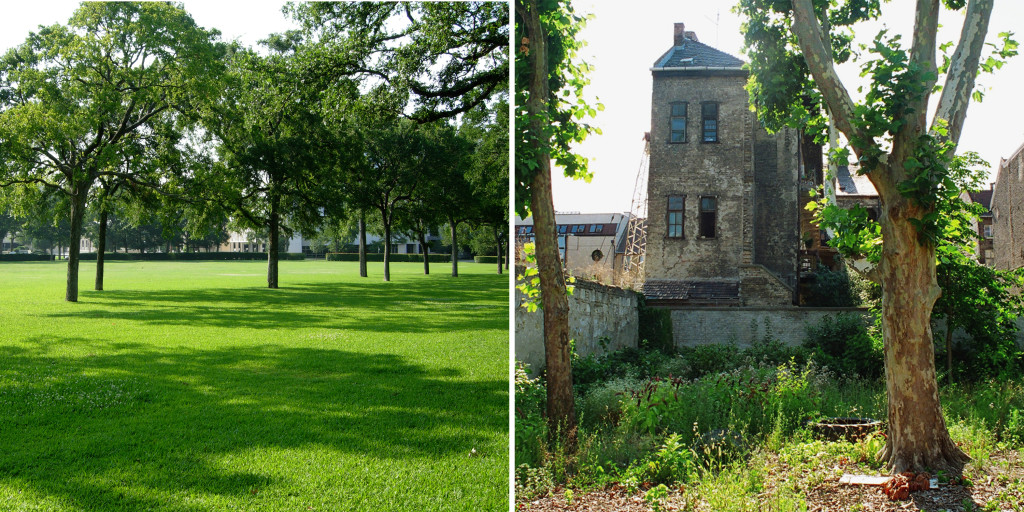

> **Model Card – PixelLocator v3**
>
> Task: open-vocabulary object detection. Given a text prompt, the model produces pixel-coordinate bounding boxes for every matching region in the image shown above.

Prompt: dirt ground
[516,451,1024,512]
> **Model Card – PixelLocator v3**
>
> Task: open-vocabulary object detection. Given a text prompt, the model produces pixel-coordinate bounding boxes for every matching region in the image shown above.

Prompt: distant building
[515,212,631,280]
[991,145,1024,270]
[961,184,994,266]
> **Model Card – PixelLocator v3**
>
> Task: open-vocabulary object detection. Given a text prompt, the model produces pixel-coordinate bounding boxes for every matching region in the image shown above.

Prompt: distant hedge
[0,254,55,261]
[73,252,305,261]
[474,256,500,264]
[326,252,450,263]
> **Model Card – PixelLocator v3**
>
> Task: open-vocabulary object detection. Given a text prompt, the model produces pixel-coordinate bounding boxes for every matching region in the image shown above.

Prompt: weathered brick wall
[753,128,800,289]
[514,277,639,370]
[992,150,1024,270]
[646,72,752,282]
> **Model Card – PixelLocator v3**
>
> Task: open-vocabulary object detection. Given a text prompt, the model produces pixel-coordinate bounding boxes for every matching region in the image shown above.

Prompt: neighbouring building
[515,212,631,281]
[992,143,1024,270]
[962,184,995,266]
[641,23,803,307]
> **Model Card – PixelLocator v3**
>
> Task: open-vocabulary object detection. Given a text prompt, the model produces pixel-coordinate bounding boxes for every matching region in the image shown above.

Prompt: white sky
[552,1,1024,214]
[0,1,296,56]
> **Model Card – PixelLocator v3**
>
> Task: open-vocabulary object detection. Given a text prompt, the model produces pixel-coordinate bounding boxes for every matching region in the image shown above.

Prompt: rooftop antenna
[704,10,720,48]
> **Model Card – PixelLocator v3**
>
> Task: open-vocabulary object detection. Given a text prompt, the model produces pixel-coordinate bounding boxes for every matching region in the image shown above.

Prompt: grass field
[0,260,509,511]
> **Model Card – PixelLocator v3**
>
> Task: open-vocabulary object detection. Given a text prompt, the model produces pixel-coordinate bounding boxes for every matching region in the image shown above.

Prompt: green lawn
[0,260,509,511]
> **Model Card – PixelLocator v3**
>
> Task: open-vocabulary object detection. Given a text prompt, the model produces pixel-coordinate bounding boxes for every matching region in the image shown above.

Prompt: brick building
[515,212,631,282]
[961,185,994,266]
[992,145,1024,270]
[641,23,803,306]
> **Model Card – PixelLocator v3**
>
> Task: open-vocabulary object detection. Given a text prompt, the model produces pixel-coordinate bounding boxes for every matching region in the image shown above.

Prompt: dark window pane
[701,197,716,211]
[699,196,716,238]
[671,103,687,117]
[668,196,684,210]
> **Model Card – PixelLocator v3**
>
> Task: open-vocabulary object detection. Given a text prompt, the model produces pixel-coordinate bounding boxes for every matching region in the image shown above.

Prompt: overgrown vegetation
[516,312,1024,507]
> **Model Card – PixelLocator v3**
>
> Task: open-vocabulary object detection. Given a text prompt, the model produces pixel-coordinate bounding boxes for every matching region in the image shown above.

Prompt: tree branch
[790,0,865,156]
[931,0,994,145]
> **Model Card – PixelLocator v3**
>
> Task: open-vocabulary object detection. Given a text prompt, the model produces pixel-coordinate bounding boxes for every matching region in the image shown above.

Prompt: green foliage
[516,362,548,467]
[809,264,858,307]
[803,314,883,380]
[514,0,602,216]
[74,252,305,262]
[325,252,450,263]
[515,242,575,312]
[0,254,55,261]
[638,295,674,353]
[474,255,500,264]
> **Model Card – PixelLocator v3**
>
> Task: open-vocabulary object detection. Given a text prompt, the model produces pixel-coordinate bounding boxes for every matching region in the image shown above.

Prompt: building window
[589,224,602,233]
[702,102,718,143]
[984,224,993,238]
[558,225,567,234]
[572,224,585,233]
[667,195,685,238]
[699,196,717,238]
[669,102,687,143]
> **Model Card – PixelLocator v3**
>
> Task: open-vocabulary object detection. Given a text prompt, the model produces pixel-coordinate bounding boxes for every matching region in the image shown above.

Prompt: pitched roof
[835,164,878,197]
[652,39,745,70]
[968,189,993,212]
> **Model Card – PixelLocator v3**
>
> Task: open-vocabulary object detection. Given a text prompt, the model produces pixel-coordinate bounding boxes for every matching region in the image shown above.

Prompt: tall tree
[199,46,326,289]
[286,2,508,124]
[462,100,510,275]
[0,2,223,301]
[515,0,600,449]
[737,0,1015,474]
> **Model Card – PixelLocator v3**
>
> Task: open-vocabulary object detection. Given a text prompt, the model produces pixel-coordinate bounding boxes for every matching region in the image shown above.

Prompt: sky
[0,1,297,57]
[552,1,1024,214]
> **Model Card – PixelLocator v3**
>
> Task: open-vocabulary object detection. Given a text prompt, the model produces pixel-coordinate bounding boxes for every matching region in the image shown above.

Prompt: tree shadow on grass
[38,275,507,334]
[0,340,507,511]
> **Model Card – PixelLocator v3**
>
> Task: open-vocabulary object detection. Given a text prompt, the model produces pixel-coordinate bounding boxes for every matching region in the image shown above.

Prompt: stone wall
[667,306,870,347]
[515,278,639,371]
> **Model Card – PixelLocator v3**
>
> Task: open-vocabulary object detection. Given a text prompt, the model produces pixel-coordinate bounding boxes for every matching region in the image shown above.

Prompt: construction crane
[622,133,650,289]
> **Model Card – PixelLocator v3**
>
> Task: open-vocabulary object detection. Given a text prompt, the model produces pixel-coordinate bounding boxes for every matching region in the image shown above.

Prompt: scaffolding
[621,134,650,290]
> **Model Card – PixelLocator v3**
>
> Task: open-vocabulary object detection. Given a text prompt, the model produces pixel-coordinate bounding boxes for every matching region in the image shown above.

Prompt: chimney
[674,23,686,46]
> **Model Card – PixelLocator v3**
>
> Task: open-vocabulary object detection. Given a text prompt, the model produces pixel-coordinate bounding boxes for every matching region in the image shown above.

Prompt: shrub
[624,433,696,487]
[809,264,858,307]
[579,377,638,428]
[803,314,882,380]
[473,255,499,264]
[0,254,55,261]
[638,295,674,352]
[72,252,305,261]
[675,343,740,379]
[515,362,547,466]
[325,252,450,262]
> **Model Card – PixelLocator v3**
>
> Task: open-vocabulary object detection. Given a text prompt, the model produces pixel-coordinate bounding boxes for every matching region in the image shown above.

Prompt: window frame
[666,194,685,238]
[669,102,688,143]
[698,195,717,238]
[701,102,718,143]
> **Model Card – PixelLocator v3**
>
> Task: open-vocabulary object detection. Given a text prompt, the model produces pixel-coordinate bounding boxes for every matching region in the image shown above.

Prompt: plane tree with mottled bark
[736,0,1017,475]
[0,2,223,301]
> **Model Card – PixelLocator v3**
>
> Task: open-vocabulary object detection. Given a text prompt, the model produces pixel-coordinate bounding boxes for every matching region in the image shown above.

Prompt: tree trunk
[268,200,280,289]
[418,229,429,275]
[358,213,368,278]
[95,209,107,291]
[876,198,969,475]
[494,224,503,275]
[65,180,90,302]
[382,210,391,282]
[449,219,459,277]
[521,0,577,449]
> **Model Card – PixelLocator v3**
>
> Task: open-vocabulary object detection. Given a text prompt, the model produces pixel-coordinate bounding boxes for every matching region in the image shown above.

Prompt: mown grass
[0,260,508,511]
